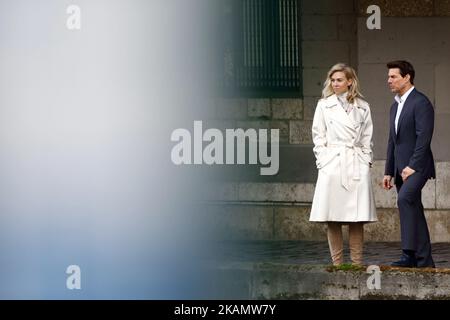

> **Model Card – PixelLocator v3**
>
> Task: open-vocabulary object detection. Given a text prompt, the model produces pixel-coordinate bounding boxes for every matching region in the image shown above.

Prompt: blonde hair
[321,63,364,104]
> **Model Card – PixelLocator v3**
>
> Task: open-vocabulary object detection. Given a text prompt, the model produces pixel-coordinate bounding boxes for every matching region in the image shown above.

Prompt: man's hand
[383,175,393,190]
[401,166,416,181]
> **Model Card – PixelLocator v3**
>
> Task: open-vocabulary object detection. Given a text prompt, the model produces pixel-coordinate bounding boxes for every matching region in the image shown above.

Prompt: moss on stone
[326,264,366,272]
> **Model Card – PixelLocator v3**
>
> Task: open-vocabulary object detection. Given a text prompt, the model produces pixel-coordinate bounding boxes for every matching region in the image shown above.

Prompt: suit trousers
[395,171,434,267]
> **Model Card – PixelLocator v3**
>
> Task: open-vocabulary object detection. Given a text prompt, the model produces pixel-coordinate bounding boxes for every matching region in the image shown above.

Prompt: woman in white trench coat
[310,63,377,266]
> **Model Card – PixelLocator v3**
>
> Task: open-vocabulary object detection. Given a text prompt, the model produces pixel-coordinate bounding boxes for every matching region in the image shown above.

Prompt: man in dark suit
[383,60,436,268]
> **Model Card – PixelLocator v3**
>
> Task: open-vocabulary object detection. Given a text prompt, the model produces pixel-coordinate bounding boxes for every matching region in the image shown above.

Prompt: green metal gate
[220,0,302,98]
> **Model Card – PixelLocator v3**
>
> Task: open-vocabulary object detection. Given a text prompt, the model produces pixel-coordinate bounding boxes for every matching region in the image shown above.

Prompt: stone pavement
[214,241,450,268]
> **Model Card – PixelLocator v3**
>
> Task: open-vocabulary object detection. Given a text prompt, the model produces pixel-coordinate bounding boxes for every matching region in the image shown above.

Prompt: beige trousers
[327,222,364,265]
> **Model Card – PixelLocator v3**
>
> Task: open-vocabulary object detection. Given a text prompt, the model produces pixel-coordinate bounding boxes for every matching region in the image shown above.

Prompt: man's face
[388,68,409,94]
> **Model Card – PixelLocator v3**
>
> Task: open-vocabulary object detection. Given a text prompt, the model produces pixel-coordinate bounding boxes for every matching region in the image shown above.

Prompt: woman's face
[330,71,353,95]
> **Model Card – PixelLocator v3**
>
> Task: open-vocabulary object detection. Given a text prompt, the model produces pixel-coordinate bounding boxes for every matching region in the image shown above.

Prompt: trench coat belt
[328,143,365,190]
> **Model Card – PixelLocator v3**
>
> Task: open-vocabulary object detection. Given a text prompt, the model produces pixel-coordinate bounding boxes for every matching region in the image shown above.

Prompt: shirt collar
[336,91,349,107]
[337,91,348,100]
[395,86,415,104]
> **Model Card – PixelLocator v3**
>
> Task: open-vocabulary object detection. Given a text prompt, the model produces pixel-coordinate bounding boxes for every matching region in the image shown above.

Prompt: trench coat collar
[323,94,366,130]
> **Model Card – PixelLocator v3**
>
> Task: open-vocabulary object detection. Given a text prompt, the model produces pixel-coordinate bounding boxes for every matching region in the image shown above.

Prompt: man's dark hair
[387,60,415,85]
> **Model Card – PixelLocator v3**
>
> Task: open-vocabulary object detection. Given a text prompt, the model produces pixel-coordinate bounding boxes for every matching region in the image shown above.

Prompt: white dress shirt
[394,86,415,134]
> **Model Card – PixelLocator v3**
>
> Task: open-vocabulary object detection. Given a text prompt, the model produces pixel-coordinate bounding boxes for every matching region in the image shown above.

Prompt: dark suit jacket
[385,88,436,179]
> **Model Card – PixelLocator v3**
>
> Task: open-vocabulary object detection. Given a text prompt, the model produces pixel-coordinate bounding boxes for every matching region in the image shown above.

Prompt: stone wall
[205,161,450,242]
[357,0,450,17]
[302,0,358,117]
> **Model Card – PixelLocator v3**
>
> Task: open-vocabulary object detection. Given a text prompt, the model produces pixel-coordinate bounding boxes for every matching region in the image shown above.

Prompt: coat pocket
[316,148,339,169]
[358,151,372,165]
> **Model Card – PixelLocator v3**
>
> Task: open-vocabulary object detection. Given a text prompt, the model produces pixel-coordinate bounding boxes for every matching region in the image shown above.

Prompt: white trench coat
[309,94,377,222]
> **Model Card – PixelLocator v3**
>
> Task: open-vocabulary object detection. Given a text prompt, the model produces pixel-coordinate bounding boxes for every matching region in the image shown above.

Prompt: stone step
[211,262,450,300]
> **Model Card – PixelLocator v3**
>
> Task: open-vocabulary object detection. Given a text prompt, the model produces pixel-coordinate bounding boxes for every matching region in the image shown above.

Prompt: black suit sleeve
[408,97,434,172]
[385,104,395,176]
